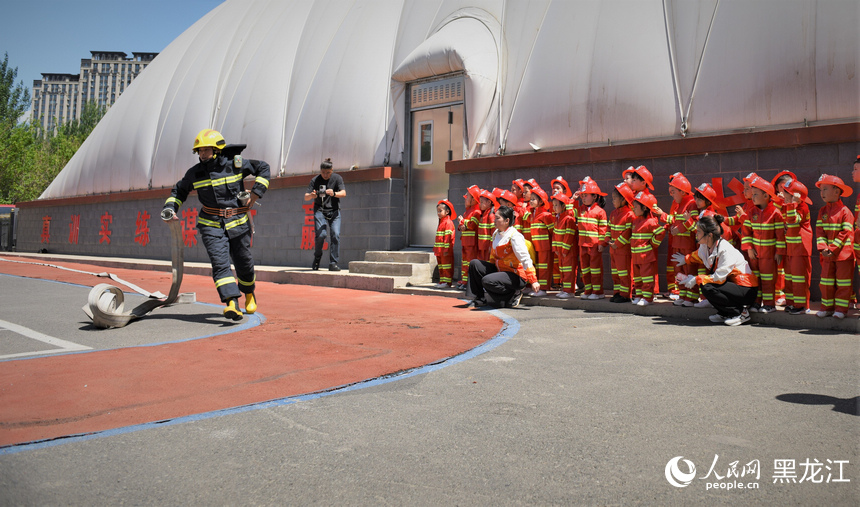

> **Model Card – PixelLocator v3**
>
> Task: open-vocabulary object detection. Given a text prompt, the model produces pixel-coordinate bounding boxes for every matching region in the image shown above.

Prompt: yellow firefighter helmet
[192,129,227,153]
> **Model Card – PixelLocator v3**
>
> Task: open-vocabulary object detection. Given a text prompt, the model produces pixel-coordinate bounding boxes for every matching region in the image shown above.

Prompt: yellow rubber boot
[223,298,243,321]
[245,293,257,314]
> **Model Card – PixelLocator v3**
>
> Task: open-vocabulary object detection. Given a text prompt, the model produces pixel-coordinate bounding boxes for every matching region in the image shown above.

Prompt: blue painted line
[0,273,264,363]
[0,305,518,455]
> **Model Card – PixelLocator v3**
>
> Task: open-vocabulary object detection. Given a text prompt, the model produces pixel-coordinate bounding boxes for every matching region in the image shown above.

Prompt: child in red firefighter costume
[163,129,270,321]
[778,178,813,314]
[528,187,554,296]
[510,179,529,234]
[550,176,574,288]
[576,177,608,299]
[457,185,482,289]
[477,189,497,261]
[520,179,539,242]
[725,173,761,250]
[814,174,855,318]
[771,171,797,305]
[497,190,521,225]
[604,182,635,303]
[434,199,456,288]
[551,193,578,298]
[623,165,660,296]
[740,176,786,313]
[630,191,666,306]
[659,172,698,306]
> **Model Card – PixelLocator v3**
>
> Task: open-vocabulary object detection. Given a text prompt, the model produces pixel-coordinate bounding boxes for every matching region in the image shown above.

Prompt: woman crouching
[673,215,759,326]
[466,206,541,308]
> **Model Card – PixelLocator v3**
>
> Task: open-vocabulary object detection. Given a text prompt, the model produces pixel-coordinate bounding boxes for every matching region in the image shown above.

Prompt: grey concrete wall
[14,178,407,269]
[449,141,860,299]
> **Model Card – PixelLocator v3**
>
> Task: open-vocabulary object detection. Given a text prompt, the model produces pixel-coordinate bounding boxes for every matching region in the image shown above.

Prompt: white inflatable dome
[41,0,859,199]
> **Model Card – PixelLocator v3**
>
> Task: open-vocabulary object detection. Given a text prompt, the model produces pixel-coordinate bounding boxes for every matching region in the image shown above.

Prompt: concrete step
[348,261,433,285]
[256,266,410,292]
[364,250,436,265]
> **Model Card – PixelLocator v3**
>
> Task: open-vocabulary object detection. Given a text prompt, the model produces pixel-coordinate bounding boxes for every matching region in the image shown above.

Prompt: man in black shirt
[304,158,346,271]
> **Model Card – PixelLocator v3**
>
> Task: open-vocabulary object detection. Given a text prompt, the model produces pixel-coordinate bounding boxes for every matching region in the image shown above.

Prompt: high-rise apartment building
[31,51,157,132]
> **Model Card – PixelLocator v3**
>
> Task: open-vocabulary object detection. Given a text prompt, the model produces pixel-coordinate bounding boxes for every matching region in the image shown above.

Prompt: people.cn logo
[665,456,697,488]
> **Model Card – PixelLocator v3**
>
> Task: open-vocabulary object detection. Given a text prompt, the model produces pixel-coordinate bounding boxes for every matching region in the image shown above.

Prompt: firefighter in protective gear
[163,129,271,321]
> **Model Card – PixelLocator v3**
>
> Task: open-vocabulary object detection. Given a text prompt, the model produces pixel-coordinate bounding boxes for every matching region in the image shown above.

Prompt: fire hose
[82,210,195,329]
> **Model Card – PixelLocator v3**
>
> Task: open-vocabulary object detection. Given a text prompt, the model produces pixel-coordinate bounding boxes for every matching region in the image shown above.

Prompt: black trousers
[200,226,255,302]
[701,281,758,317]
[466,259,527,305]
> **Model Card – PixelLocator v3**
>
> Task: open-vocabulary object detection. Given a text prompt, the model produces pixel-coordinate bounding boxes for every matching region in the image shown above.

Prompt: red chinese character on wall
[182,207,198,247]
[300,203,326,251]
[41,216,51,244]
[69,214,80,244]
[98,212,113,244]
[134,210,151,246]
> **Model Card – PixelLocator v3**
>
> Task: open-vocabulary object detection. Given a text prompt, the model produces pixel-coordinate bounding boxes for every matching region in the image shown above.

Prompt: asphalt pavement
[1,299,857,505]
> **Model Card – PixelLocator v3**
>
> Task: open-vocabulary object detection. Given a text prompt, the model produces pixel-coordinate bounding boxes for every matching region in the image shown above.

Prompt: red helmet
[633,191,657,210]
[771,170,797,189]
[531,187,550,206]
[613,181,635,205]
[479,189,499,208]
[748,175,778,200]
[694,183,718,204]
[579,177,607,196]
[512,179,526,191]
[742,172,759,183]
[551,193,571,205]
[623,165,655,190]
[781,177,812,205]
[463,185,482,202]
[815,174,853,197]
[668,172,692,194]
[437,199,455,216]
[498,190,519,205]
[550,175,573,197]
[525,178,541,190]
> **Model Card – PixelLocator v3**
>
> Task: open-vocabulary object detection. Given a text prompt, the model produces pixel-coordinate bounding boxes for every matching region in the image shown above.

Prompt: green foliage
[0,54,106,204]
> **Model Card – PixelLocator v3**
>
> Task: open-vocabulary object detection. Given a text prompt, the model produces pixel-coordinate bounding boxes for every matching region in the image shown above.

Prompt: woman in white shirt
[466,206,541,308]
[673,215,759,326]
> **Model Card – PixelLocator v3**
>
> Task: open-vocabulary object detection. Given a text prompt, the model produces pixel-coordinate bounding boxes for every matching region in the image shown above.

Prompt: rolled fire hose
[82,210,195,329]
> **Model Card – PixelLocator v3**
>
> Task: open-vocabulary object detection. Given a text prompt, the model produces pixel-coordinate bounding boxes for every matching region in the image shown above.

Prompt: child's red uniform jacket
[552,210,577,259]
[782,201,812,257]
[685,206,733,241]
[459,205,481,248]
[520,208,532,241]
[433,216,455,257]
[477,208,495,252]
[816,200,855,261]
[529,207,555,252]
[577,202,608,248]
[630,215,666,264]
[663,195,697,252]
[740,202,786,258]
[603,206,635,251]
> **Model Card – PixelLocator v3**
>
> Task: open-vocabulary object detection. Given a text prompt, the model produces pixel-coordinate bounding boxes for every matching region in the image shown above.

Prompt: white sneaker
[631,297,641,304]
[833,312,845,319]
[587,293,601,300]
[435,283,449,289]
[776,297,786,306]
[557,291,571,299]
[816,310,832,318]
[636,299,650,306]
[693,299,712,308]
[580,293,590,300]
[724,310,750,326]
[531,290,547,297]
[709,313,728,323]
[672,299,685,306]
[669,293,680,301]
[680,300,695,307]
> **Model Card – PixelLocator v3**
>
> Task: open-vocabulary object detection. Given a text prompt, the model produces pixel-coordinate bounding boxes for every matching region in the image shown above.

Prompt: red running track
[0,257,502,447]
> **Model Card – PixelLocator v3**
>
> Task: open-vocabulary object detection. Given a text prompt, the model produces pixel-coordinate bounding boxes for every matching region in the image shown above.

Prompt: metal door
[409,104,464,246]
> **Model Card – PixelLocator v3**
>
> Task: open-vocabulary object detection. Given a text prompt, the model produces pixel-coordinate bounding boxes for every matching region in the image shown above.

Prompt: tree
[0,52,29,129]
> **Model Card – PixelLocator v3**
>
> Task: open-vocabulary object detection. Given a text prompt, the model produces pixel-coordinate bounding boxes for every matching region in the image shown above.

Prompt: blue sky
[1,0,225,91]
